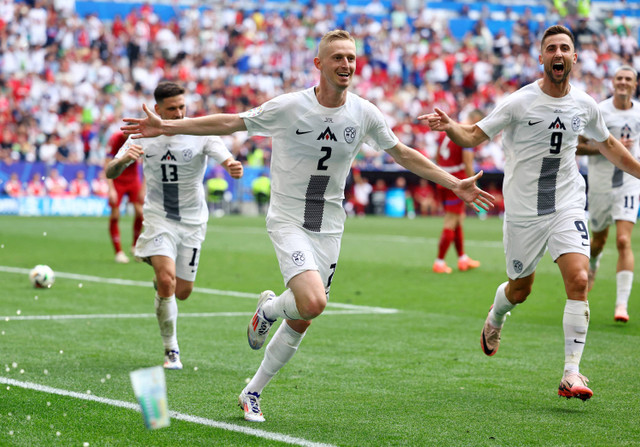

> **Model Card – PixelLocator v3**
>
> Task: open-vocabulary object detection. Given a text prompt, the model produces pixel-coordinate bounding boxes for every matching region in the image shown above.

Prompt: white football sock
[155,293,179,352]
[563,299,589,374]
[262,289,301,321]
[244,321,305,395]
[616,271,633,308]
[488,282,515,328]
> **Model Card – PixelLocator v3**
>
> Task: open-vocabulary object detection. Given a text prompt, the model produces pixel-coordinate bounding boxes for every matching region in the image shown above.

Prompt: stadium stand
[1,0,639,215]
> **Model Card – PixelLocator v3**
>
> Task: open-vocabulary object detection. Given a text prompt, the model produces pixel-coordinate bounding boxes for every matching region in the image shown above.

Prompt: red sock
[110,217,122,253]
[133,215,143,246]
[437,228,455,260]
[454,225,464,256]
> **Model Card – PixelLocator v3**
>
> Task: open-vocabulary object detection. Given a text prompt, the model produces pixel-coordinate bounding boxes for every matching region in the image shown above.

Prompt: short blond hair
[317,30,355,57]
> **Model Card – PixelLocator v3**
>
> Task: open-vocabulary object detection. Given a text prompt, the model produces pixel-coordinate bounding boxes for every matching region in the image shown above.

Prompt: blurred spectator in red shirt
[69,170,91,197]
[44,168,68,197]
[346,168,373,216]
[4,172,23,197]
[413,178,439,216]
[91,169,109,198]
[26,173,46,197]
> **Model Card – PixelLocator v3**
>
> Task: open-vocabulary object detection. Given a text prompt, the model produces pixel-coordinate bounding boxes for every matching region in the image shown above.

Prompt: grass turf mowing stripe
[1,308,397,322]
[207,224,505,248]
[0,376,336,447]
[0,266,399,314]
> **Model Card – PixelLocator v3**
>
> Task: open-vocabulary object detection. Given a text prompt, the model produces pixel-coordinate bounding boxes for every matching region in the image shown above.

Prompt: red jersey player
[433,109,484,273]
[105,131,144,263]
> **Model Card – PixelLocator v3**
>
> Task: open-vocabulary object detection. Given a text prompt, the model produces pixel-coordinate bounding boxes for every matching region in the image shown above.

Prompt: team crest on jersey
[621,123,632,138]
[183,149,193,161]
[512,259,523,274]
[571,116,581,132]
[242,106,263,118]
[291,251,306,266]
[317,127,337,142]
[344,127,356,144]
[548,117,566,130]
[161,150,176,161]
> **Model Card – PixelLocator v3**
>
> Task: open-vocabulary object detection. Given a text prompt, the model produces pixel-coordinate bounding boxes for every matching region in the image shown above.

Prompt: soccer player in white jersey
[106,82,243,370]
[121,30,494,422]
[577,65,640,323]
[423,25,640,401]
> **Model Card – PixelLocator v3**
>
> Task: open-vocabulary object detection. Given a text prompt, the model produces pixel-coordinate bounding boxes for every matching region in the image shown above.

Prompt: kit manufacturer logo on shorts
[183,149,193,161]
[291,251,306,266]
[512,259,523,274]
[344,127,356,143]
[153,235,164,246]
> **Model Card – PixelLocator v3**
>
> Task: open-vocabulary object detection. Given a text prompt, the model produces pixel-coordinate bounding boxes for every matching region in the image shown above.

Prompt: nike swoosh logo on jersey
[145,154,156,158]
[528,120,543,126]
[296,129,312,135]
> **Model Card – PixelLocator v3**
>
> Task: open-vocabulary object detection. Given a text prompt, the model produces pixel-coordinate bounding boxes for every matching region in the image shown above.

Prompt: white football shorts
[268,223,341,295]
[503,208,590,279]
[135,212,206,282]
[588,187,640,233]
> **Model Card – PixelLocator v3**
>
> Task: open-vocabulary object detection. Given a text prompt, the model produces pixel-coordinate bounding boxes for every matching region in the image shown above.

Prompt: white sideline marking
[0,266,399,316]
[2,309,391,322]
[0,377,335,447]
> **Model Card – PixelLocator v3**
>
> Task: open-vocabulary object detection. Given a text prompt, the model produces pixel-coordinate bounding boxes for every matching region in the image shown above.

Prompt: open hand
[121,104,163,139]
[453,171,495,212]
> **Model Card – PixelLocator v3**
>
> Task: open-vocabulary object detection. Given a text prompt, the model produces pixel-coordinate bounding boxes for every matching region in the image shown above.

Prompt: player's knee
[616,234,631,251]
[569,270,589,295]
[156,271,176,294]
[298,293,327,320]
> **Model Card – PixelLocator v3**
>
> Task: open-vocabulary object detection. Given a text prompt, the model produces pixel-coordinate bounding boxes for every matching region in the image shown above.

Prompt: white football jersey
[240,87,398,234]
[477,81,609,221]
[587,97,640,195]
[116,134,232,225]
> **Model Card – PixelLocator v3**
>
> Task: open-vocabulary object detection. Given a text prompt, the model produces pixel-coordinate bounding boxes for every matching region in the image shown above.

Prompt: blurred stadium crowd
[0,0,639,193]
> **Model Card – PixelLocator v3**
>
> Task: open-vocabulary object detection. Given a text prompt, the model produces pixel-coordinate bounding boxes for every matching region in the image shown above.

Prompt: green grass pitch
[0,214,638,446]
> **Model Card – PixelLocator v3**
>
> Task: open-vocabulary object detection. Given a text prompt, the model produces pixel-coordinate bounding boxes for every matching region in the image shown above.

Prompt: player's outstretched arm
[121,104,247,139]
[222,158,244,179]
[597,134,640,178]
[386,143,494,212]
[418,107,489,148]
[105,144,143,179]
